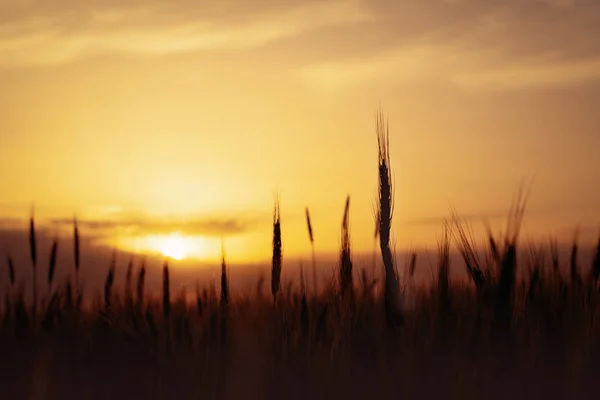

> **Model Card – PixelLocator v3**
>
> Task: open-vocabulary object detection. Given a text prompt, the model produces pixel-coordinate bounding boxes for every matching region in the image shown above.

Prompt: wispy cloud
[3,0,599,91]
[454,57,600,91]
[296,0,600,91]
[0,212,259,237]
[0,0,372,67]
[49,216,259,237]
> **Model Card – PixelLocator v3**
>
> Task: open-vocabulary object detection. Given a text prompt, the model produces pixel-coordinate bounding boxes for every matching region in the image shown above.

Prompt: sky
[1,0,600,270]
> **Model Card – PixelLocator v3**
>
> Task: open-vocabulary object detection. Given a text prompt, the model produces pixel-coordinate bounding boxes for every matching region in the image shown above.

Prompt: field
[2,119,600,400]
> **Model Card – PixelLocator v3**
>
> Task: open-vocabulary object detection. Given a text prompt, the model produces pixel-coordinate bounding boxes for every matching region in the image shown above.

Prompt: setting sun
[117,232,211,261]
[156,233,189,260]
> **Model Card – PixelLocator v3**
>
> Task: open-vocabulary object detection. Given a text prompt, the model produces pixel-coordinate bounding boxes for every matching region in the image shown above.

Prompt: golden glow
[119,233,209,261]
[157,233,188,260]
[108,231,272,264]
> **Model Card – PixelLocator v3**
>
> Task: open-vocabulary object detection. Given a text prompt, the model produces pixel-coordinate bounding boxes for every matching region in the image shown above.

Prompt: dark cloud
[48,216,257,237]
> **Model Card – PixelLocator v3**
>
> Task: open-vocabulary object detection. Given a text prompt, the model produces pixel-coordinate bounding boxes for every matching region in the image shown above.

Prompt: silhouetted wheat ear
[195,280,203,316]
[136,258,146,307]
[376,109,402,328]
[550,236,560,273]
[408,252,417,278]
[304,207,314,243]
[7,254,15,286]
[451,209,485,289]
[163,260,170,319]
[104,249,116,309]
[570,229,581,287]
[220,247,229,311]
[29,211,37,310]
[125,257,133,304]
[494,186,529,334]
[47,238,58,295]
[484,221,500,264]
[593,235,600,285]
[271,200,282,304]
[73,217,80,283]
[339,195,353,296]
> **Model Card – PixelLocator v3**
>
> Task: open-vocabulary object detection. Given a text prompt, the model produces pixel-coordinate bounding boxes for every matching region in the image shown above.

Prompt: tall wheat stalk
[271,199,282,306]
[220,245,229,311]
[570,229,581,288]
[125,257,133,307]
[73,217,80,296]
[195,280,203,316]
[220,244,230,345]
[136,257,146,308]
[494,184,530,335]
[104,249,116,309]
[438,222,450,303]
[376,110,401,328]
[339,196,353,297]
[592,235,600,286]
[29,210,37,313]
[7,253,15,288]
[163,260,170,320]
[47,238,58,297]
[451,209,485,290]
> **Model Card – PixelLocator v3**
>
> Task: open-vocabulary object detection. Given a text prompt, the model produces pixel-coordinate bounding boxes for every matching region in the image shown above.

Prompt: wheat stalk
[104,249,116,309]
[570,228,581,287]
[7,253,15,287]
[163,260,171,320]
[125,256,133,307]
[592,234,600,286]
[47,237,58,297]
[451,209,485,289]
[73,217,80,295]
[220,245,229,311]
[136,257,146,308]
[29,210,37,313]
[438,222,451,303]
[271,198,282,306]
[376,109,401,328]
[339,195,353,297]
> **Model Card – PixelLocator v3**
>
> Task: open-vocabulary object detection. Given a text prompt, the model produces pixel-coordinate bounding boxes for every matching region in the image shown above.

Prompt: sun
[159,233,188,260]
[116,232,217,262]
[140,232,199,261]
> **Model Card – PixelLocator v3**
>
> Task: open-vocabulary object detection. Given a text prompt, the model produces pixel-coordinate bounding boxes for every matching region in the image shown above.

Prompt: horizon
[1,217,598,300]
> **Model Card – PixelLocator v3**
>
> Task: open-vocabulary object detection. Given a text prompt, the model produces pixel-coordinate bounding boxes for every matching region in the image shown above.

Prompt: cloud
[0,211,259,238]
[1,0,599,87]
[454,57,600,91]
[48,216,258,237]
[0,0,372,67]
[296,41,476,90]
[296,0,600,90]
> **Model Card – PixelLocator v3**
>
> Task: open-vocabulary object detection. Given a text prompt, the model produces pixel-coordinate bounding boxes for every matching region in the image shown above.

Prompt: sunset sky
[1,0,600,265]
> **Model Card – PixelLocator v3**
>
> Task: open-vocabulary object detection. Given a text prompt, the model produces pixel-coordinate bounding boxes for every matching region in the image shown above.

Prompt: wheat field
[1,116,600,400]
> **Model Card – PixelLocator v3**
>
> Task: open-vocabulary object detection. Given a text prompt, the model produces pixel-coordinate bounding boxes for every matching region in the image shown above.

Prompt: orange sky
[1,0,600,263]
